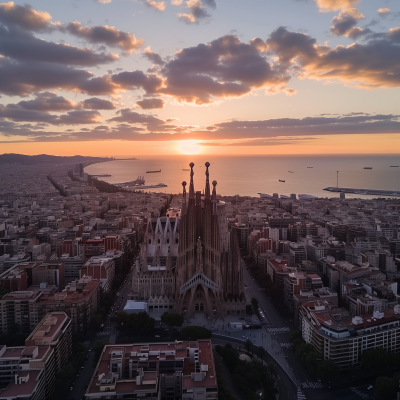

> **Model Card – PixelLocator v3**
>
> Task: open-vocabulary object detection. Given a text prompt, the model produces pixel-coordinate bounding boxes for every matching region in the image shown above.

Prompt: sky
[0,0,400,156]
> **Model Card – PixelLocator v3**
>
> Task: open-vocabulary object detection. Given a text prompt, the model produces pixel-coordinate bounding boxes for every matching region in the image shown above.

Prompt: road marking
[267,327,290,333]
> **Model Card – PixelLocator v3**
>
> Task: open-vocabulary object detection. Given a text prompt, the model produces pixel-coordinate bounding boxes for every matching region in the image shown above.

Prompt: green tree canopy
[161,312,184,327]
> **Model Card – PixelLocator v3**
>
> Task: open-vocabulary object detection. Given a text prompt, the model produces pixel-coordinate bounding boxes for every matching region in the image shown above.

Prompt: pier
[324,187,400,197]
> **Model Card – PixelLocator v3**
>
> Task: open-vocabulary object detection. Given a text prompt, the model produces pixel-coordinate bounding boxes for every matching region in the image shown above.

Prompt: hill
[0,153,114,165]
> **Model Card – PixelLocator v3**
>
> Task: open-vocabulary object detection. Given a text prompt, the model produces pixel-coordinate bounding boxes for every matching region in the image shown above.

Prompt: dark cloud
[136,98,165,109]
[62,22,144,53]
[158,35,289,104]
[82,97,116,110]
[4,112,399,143]
[58,110,102,125]
[17,92,76,112]
[111,70,163,93]
[0,103,101,125]
[330,8,364,37]
[107,108,165,126]
[266,26,400,89]
[143,46,165,65]
[0,2,55,32]
[0,25,118,66]
[0,59,93,96]
[178,0,216,24]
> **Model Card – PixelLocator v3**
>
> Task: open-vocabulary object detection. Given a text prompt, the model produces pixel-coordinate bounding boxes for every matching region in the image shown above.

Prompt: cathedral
[131,162,246,317]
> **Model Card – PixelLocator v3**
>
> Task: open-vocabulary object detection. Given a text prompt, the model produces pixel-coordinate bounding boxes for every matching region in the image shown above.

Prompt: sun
[177,140,202,155]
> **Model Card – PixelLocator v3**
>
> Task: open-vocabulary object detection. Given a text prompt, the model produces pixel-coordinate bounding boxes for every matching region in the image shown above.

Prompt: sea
[84,154,400,199]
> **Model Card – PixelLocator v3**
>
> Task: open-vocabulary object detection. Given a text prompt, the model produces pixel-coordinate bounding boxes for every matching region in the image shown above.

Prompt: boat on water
[182,168,190,171]
[390,166,399,167]
[364,167,372,169]
[288,171,294,173]
[298,194,318,199]
[307,167,313,168]
[258,193,273,198]
[146,169,161,173]
[279,179,285,182]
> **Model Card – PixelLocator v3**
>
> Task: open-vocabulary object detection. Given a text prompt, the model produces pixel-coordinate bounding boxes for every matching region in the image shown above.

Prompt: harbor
[323,187,400,197]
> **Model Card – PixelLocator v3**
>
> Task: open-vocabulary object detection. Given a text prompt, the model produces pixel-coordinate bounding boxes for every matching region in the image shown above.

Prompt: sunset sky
[1,0,400,156]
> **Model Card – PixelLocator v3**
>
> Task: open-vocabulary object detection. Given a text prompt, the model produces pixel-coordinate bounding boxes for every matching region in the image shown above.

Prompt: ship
[146,169,161,173]
[364,167,372,169]
[307,166,313,168]
[288,171,294,173]
[298,194,318,199]
[182,168,190,171]
[258,193,272,198]
[279,179,285,182]
[390,166,399,167]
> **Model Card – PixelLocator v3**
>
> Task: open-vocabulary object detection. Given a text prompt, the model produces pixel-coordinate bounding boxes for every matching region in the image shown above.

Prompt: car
[70,387,73,391]
[367,385,373,390]
[155,335,160,338]
[89,348,92,352]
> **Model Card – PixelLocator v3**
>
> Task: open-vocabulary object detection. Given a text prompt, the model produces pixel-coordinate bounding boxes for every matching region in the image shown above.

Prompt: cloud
[0,103,101,125]
[107,108,165,126]
[82,97,116,110]
[178,0,216,24]
[62,22,144,53]
[0,1,55,32]
[158,35,290,104]
[145,0,166,11]
[17,92,76,112]
[143,46,165,65]
[0,2,143,54]
[136,98,165,109]
[111,70,163,93]
[377,8,390,16]
[0,25,118,66]
[266,26,400,89]
[314,0,361,12]
[171,0,183,4]
[3,113,400,143]
[330,8,364,37]
[94,0,112,3]
[0,58,123,97]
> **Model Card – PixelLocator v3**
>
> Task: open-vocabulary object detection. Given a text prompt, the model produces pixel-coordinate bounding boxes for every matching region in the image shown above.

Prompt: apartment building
[300,300,400,369]
[81,256,115,293]
[25,312,72,374]
[85,340,218,400]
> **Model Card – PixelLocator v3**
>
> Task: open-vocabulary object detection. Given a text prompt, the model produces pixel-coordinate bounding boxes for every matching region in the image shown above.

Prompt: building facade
[132,162,245,316]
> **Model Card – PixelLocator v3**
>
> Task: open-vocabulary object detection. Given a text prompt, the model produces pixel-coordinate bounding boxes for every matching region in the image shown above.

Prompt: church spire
[181,181,187,213]
[212,180,217,200]
[189,162,195,202]
[205,162,210,201]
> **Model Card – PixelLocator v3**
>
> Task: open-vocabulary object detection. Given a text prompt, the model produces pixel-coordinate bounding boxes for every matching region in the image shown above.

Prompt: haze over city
[0,0,400,155]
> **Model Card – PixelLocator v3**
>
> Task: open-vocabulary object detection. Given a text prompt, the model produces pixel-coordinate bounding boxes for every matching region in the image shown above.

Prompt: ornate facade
[132,162,245,316]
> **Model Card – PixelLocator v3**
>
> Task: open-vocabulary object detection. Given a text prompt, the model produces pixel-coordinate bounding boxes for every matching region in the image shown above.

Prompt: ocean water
[85,155,400,199]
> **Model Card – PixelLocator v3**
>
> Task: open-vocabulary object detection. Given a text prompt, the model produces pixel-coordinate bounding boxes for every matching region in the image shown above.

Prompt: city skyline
[0,0,400,155]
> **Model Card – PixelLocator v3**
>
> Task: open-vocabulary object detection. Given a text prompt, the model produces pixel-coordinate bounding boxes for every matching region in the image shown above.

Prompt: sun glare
[177,140,202,155]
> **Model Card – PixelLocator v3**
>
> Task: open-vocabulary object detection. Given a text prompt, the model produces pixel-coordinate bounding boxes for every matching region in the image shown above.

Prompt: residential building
[85,340,218,400]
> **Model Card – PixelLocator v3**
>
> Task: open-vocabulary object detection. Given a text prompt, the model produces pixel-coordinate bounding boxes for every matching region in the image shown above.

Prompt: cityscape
[1,0,400,399]
[0,155,399,400]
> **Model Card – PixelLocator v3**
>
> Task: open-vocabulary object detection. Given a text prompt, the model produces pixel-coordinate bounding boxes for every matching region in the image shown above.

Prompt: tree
[161,312,184,337]
[256,346,266,365]
[180,326,211,340]
[375,376,399,399]
[93,340,109,361]
[245,339,253,356]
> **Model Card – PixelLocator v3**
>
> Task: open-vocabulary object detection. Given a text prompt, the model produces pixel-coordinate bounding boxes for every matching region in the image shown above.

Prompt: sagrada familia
[131,162,246,317]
